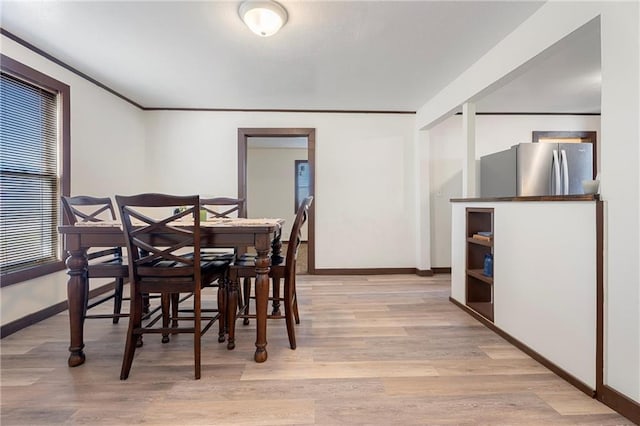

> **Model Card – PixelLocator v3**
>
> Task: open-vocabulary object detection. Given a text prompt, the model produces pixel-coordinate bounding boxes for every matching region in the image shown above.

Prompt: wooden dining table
[58,217,284,367]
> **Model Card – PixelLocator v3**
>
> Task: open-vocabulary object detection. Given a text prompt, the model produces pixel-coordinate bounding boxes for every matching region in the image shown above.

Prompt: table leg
[254,235,271,363]
[66,249,88,367]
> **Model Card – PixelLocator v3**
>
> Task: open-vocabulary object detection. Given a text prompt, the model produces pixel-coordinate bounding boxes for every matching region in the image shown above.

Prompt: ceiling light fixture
[239,0,288,37]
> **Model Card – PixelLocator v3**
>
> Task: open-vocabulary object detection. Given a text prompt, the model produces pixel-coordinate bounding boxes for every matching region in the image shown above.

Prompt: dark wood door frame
[238,128,316,274]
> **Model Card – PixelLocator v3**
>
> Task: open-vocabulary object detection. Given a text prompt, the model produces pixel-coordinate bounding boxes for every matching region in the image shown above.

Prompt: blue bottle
[483,253,493,277]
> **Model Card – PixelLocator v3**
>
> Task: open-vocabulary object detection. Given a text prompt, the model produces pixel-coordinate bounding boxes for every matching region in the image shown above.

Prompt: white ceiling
[475,16,601,113]
[0,1,601,113]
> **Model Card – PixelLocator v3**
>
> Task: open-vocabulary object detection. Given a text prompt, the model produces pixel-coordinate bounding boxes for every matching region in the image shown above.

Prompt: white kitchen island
[450,195,602,395]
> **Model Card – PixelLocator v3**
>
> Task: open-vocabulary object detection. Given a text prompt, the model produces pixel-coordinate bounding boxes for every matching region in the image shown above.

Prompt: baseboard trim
[431,267,451,274]
[449,297,596,398]
[1,281,116,338]
[313,268,437,277]
[314,267,419,276]
[599,385,640,424]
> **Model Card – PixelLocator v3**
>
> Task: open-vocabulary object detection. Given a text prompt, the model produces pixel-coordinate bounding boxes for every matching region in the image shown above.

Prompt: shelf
[467,237,493,247]
[466,207,494,323]
[467,269,493,285]
[467,301,494,321]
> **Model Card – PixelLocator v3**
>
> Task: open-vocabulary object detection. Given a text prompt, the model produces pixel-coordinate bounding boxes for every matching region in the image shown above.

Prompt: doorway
[238,128,316,274]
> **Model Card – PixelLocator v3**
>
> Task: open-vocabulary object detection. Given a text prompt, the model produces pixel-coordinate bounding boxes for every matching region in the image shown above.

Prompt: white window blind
[0,72,61,275]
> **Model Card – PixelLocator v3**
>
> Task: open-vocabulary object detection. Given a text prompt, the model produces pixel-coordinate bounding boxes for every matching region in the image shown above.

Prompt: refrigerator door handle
[552,149,561,195]
[560,149,569,195]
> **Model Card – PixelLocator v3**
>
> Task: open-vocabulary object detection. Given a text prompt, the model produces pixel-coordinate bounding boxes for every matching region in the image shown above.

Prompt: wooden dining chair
[200,196,246,220]
[116,193,230,380]
[176,197,247,340]
[227,196,313,350]
[198,197,247,259]
[61,196,128,324]
[201,197,286,321]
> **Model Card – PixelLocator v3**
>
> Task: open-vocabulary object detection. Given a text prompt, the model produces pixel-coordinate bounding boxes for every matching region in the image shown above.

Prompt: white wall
[144,111,417,270]
[418,1,639,403]
[599,2,640,401]
[247,147,308,240]
[0,35,147,325]
[429,116,463,269]
[1,65,416,328]
[429,114,601,267]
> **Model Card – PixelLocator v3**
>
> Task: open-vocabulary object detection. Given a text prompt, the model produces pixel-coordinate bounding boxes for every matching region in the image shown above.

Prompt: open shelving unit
[465,208,494,321]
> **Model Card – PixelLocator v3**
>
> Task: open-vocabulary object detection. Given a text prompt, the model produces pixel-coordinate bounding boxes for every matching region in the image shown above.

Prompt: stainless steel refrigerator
[480,142,593,197]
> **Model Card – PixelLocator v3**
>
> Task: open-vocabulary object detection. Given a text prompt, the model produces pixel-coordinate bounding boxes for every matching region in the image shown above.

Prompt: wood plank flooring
[1,274,632,425]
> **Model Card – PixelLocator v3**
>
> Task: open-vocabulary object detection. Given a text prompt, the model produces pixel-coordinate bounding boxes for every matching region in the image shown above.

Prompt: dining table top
[60,217,284,233]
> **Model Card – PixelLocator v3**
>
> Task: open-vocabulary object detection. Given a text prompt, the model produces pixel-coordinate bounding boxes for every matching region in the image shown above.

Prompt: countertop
[450,194,599,203]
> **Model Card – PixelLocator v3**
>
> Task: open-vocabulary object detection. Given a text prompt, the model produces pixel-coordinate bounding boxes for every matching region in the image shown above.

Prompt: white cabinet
[451,200,597,390]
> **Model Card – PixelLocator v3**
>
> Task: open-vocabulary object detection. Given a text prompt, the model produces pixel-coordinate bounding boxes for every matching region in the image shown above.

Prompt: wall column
[462,102,477,197]
[416,128,431,272]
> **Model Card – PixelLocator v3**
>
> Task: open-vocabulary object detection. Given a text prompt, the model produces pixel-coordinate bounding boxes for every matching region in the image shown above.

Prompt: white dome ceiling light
[238,0,288,37]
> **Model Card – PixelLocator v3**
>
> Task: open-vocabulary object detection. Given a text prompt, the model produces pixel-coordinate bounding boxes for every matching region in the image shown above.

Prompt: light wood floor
[1,274,631,425]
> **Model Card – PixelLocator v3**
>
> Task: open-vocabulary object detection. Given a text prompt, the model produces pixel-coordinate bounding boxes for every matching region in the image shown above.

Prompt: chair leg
[227,276,239,350]
[113,278,124,324]
[271,276,281,316]
[171,293,179,328]
[217,278,226,343]
[292,275,300,324]
[242,277,251,325]
[142,293,150,314]
[161,294,171,343]
[82,272,89,320]
[283,279,296,350]
[194,289,201,380]
[293,291,300,324]
[120,291,143,380]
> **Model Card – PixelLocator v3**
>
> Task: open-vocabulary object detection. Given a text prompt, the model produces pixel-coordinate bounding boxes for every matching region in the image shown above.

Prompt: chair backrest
[61,195,117,225]
[199,197,246,219]
[115,193,202,286]
[285,196,313,273]
[62,195,122,262]
[200,197,248,256]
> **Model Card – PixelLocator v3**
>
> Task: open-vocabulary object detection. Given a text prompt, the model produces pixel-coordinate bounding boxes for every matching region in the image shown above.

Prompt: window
[295,160,309,213]
[0,55,70,286]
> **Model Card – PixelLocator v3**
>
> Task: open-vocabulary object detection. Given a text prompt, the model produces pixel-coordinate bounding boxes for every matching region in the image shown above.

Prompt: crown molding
[1,28,415,115]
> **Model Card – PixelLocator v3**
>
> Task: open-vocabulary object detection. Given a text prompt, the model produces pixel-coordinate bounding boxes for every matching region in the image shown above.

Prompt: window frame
[1,54,70,287]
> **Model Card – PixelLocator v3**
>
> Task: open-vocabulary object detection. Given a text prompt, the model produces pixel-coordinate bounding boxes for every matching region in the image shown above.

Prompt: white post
[415,128,431,273]
[462,102,477,197]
